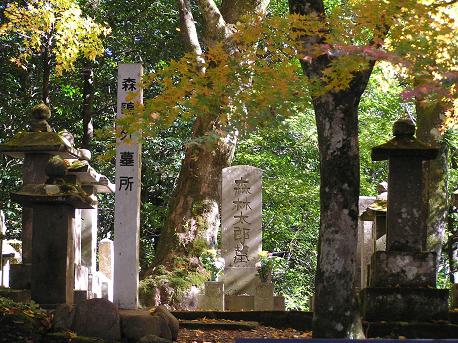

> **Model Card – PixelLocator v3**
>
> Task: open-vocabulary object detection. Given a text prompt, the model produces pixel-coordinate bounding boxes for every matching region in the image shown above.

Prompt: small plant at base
[200,249,224,281]
[256,250,275,282]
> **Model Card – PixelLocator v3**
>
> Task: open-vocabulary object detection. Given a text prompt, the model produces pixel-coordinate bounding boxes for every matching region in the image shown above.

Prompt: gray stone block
[151,305,180,341]
[361,287,449,321]
[225,295,254,311]
[9,263,31,289]
[73,290,88,305]
[72,298,121,341]
[254,282,274,311]
[371,251,436,287]
[120,310,172,342]
[451,284,458,308]
[0,288,31,303]
[273,296,285,310]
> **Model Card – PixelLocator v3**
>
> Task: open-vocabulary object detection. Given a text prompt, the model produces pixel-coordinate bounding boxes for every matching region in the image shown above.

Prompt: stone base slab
[254,282,274,311]
[273,296,285,310]
[9,263,31,290]
[361,287,449,321]
[370,251,436,287]
[0,288,31,303]
[74,289,88,304]
[222,267,257,295]
[451,284,458,308]
[225,295,254,311]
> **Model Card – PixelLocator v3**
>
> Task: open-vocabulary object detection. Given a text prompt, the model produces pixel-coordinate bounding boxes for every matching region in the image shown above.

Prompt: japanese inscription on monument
[222,166,262,294]
[114,64,142,309]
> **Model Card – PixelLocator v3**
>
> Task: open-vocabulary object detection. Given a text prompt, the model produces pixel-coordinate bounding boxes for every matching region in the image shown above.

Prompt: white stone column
[221,165,262,295]
[113,64,142,309]
[81,207,97,274]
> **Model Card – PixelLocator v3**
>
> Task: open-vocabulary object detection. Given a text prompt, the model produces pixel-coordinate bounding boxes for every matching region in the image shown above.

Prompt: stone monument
[221,165,262,295]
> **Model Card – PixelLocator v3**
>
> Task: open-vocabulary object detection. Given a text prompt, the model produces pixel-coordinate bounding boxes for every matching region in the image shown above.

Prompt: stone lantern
[361,118,449,323]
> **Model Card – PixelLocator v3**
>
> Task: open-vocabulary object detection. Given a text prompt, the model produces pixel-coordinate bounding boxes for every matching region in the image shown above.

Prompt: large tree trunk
[311,76,370,338]
[416,96,448,268]
[289,0,377,337]
[153,116,236,269]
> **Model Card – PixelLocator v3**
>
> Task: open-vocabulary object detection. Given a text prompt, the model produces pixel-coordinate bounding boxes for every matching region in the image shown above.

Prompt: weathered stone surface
[356,196,376,290]
[386,157,425,251]
[361,288,449,321]
[120,310,172,343]
[9,263,31,289]
[74,264,88,291]
[53,303,75,332]
[81,208,97,274]
[370,251,436,287]
[254,282,274,311]
[451,284,458,308]
[22,154,51,264]
[273,296,285,310]
[151,306,179,341]
[360,221,374,289]
[30,204,75,306]
[221,166,262,295]
[222,267,258,295]
[199,281,224,311]
[73,290,88,305]
[0,288,31,303]
[71,298,121,341]
[224,295,254,311]
[99,238,113,280]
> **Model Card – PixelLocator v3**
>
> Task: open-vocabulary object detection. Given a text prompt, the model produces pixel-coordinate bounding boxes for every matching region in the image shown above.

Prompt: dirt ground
[177,326,312,343]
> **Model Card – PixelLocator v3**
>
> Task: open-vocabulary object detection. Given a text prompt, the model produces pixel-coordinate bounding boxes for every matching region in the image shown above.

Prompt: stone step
[364,321,458,339]
[179,319,259,330]
[172,310,313,331]
[361,287,449,321]
[0,288,31,303]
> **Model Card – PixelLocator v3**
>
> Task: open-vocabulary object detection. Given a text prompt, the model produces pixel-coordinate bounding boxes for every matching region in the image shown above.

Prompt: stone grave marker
[113,63,143,309]
[221,165,262,295]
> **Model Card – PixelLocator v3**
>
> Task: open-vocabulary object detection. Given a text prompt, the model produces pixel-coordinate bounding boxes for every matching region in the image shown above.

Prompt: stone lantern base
[361,287,449,322]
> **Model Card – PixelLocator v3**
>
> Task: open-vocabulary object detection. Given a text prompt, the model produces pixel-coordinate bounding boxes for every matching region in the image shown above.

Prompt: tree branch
[195,0,232,43]
[220,0,271,24]
[177,0,205,65]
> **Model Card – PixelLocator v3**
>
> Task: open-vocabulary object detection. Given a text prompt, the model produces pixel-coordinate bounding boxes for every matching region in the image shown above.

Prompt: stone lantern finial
[393,118,415,137]
[30,103,52,132]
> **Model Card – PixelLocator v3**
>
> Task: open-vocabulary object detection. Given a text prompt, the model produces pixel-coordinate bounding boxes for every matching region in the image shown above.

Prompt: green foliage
[0,0,110,75]
[0,296,51,342]
[200,249,224,281]
[139,259,209,306]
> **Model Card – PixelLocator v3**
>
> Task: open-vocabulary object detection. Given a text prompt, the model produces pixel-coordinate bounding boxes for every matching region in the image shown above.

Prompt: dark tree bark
[416,94,448,268]
[289,0,378,337]
[81,66,95,148]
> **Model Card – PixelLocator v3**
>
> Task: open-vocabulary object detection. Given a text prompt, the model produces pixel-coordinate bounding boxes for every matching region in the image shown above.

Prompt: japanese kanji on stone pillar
[114,64,142,309]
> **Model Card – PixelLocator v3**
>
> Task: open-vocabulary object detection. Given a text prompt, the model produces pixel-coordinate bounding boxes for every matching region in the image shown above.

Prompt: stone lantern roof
[11,155,96,209]
[0,103,82,159]
[371,118,438,161]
